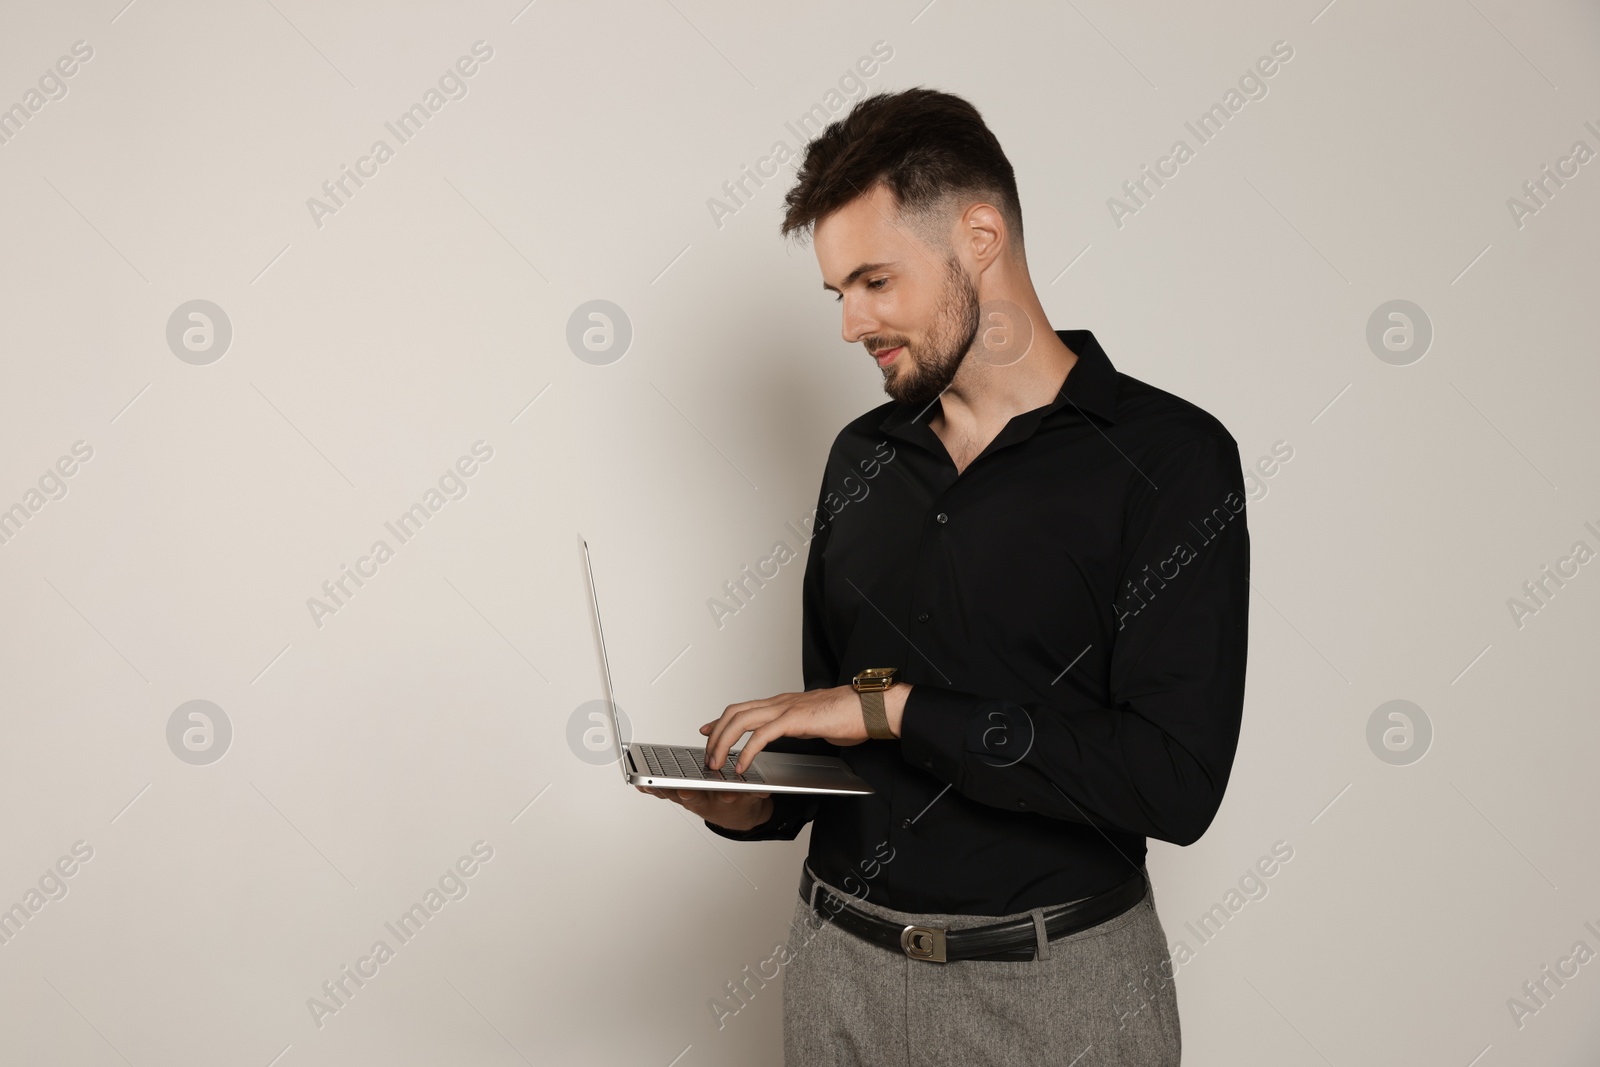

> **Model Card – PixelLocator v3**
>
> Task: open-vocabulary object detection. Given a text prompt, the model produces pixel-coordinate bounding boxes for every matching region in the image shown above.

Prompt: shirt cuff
[898,683,994,786]
[703,791,815,842]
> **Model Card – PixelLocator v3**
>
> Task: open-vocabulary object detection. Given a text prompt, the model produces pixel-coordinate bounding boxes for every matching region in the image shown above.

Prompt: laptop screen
[581,538,630,782]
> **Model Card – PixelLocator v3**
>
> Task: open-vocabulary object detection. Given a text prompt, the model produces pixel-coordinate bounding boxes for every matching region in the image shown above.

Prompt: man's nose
[840,298,877,345]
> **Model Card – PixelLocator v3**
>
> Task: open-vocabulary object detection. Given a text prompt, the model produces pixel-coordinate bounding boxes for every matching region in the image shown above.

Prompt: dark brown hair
[779,87,1023,255]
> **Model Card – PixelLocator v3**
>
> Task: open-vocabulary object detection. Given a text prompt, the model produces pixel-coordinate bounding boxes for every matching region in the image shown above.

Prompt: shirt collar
[878,328,1120,438]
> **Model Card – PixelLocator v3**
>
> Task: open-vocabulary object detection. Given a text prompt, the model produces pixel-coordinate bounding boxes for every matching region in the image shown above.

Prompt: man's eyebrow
[821,261,896,294]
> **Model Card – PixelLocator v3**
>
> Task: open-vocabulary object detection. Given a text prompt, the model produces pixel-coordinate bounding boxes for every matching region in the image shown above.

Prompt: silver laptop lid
[580,537,629,782]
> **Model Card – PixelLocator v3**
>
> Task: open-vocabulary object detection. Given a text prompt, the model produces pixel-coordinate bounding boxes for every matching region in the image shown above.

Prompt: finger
[704,705,756,768]
[739,713,812,771]
[707,789,765,808]
[717,703,789,768]
[705,696,789,765]
[735,720,796,775]
[707,708,764,770]
[656,788,692,811]
[675,789,711,816]
[719,693,791,718]
[703,707,747,770]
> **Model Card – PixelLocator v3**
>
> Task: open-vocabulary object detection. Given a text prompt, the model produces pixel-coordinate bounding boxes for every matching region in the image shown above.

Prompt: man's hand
[702,683,911,776]
[635,786,774,832]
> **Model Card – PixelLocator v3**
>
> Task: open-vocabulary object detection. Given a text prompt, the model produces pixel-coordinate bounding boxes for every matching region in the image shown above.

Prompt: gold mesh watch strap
[860,687,895,739]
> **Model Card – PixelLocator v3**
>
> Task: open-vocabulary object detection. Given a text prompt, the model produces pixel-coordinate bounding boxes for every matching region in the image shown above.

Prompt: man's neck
[930,321,1078,438]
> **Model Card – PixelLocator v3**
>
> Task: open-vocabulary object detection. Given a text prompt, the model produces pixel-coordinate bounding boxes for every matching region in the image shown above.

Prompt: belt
[798,864,1148,963]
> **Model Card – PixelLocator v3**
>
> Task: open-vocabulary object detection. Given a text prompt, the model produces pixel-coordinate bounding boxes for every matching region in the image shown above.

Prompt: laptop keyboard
[638,743,766,784]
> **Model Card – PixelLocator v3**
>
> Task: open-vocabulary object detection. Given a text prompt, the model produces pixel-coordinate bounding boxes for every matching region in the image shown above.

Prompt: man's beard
[877,255,981,407]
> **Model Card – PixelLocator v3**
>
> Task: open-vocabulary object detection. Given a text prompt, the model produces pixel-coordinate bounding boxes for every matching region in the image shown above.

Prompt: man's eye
[833,279,889,303]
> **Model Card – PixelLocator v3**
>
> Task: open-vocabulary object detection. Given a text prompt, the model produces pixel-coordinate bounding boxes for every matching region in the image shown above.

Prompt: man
[639,87,1248,1065]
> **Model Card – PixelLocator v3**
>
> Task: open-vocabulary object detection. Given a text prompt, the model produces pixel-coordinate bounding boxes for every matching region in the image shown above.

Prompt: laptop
[581,537,874,796]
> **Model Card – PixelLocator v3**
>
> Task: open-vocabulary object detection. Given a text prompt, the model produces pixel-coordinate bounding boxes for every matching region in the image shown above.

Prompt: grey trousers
[782,864,1181,1066]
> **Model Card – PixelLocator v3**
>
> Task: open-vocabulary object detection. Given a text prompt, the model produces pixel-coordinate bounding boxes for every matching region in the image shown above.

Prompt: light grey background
[2,1,1597,1064]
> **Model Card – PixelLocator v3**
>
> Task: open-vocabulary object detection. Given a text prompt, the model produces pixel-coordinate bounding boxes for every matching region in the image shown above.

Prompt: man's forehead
[819,181,898,228]
[816,192,921,291]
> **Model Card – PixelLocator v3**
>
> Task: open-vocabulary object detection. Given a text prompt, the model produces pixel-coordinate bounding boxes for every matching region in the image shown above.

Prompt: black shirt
[708,329,1250,915]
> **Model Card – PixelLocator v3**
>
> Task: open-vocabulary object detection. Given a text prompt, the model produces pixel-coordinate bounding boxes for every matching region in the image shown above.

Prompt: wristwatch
[852,667,900,740]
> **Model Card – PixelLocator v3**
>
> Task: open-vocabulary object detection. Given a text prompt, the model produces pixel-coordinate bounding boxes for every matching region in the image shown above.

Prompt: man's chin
[881,356,946,405]
[885,379,938,406]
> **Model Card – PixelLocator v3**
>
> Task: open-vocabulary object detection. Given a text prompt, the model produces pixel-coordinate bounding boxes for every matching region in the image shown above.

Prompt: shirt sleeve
[706,468,840,842]
[897,432,1250,847]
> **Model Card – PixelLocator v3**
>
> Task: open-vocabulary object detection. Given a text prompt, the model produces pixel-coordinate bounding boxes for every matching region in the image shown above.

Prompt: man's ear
[959,201,1010,272]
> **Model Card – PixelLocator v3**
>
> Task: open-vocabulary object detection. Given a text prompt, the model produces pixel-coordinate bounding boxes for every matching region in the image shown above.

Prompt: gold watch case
[852,667,898,693]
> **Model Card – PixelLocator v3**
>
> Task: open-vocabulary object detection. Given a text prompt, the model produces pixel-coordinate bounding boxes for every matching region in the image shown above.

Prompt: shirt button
[917,611,930,622]
[923,760,933,768]
[900,818,912,830]
[936,512,948,524]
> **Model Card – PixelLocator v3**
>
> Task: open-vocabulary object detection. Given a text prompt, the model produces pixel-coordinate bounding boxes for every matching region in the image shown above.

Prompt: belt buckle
[900,924,948,963]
